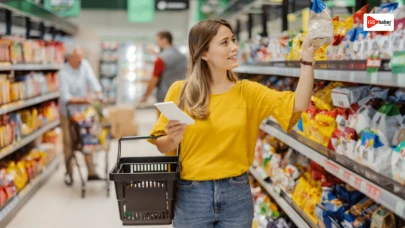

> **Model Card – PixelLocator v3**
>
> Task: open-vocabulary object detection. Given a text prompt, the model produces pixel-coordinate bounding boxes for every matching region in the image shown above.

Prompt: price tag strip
[260,123,405,220]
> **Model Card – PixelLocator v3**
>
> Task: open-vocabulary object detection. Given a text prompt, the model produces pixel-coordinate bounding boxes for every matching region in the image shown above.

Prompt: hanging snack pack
[370,103,402,147]
[308,0,334,48]
[392,141,405,185]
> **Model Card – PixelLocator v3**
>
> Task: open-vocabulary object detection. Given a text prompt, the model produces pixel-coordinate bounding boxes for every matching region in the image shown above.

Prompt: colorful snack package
[349,98,385,136]
[332,86,370,109]
[337,28,357,60]
[370,207,396,228]
[353,5,369,27]
[335,184,364,207]
[314,109,338,146]
[308,0,334,47]
[371,103,402,147]
[353,28,369,60]
[392,141,405,185]
[313,82,344,111]
[340,127,359,159]
[361,131,393,177]
[392,116,405,146]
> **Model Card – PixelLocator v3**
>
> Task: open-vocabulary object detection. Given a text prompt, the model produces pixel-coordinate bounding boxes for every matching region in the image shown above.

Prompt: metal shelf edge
[260,124,405,220]
[249,167,311,228]
[0,154,62,226]
[234,65,402,87]
[0,92,60,115]
[0,120,61,160]
[12,64,63,71]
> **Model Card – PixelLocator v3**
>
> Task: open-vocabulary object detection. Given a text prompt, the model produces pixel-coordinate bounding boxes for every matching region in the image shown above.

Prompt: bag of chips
[308,0,334,47]
[392,141,405,185]
[371,103,402,147]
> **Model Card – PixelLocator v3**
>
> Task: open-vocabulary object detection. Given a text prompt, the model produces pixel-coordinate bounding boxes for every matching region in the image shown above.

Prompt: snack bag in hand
[308,0,334,48]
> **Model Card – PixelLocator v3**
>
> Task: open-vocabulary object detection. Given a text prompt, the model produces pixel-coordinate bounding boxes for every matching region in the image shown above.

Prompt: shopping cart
[64,103,111,198]
[109,136,180,225]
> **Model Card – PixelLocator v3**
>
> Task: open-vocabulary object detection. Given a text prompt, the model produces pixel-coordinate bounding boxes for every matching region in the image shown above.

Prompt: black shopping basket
[109,136,180,226]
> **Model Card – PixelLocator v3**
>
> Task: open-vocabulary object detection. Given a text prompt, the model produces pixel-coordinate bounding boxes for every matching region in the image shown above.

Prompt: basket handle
[116,135,181,167]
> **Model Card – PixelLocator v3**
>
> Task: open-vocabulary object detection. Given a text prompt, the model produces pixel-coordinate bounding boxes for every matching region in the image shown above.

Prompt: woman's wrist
[301,52,314,62]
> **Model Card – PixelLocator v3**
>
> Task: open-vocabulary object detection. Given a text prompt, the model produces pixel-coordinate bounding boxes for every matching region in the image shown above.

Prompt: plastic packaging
[308,0,334,47]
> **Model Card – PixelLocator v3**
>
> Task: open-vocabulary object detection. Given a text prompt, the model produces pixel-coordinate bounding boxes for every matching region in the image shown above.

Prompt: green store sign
[44,0,80,18]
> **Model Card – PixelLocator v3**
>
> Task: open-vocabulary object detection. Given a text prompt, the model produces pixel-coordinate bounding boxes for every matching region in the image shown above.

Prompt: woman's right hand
[165,120,187,143]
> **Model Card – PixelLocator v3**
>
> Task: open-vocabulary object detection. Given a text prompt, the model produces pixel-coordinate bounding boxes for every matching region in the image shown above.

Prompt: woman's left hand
[301,37,318,62]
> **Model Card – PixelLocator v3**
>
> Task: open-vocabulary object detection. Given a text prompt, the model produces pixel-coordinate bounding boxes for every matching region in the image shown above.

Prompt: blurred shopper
[59,47,103,183]
[141,31,187,110]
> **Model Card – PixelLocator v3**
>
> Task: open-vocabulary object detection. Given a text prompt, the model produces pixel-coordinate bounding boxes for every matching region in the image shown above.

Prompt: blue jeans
[173,172,254,228]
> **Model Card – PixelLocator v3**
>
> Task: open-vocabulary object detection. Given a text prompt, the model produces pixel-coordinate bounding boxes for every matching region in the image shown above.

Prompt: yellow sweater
[149,80,301,181]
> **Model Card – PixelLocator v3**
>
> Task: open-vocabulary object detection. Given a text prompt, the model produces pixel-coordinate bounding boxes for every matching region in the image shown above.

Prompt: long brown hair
[179,19,238,119]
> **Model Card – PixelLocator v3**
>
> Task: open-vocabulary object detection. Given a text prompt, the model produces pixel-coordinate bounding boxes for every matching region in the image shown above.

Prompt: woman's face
[202,25,239,71]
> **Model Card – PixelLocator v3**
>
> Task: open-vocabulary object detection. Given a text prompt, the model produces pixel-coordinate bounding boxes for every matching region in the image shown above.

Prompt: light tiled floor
[6,108,172,228]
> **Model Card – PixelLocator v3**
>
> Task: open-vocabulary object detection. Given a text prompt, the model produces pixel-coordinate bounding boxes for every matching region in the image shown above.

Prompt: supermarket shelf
[0,120,60,160]
[0,65,12,71]
[0,0,77,34]
[0,92,59,115]
[0,153,62,227]
[249,167,312,228]
[12,64,63,71]
[234,65,404,87]
[260,122,405,220]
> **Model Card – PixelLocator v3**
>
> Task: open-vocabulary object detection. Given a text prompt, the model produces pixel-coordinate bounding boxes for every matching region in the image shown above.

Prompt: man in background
[59,47,103,183]
[141,31,187,113]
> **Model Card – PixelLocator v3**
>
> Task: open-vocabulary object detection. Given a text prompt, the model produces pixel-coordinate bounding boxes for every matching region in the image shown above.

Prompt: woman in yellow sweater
[149,19,317,227]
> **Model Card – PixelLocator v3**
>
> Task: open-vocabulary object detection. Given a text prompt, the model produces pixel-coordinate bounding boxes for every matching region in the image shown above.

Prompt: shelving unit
[249,167,313,228]
[260,121,405,221]
[0,154,62,227]
[12,64,63,71]
[234,64,402,87]
[0,92,59,115]
[0,119,60,160]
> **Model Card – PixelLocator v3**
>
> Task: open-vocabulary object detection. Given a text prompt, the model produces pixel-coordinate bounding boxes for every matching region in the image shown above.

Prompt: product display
[0,129,60,208]
[0,37,64,65]
[240,2,405,63]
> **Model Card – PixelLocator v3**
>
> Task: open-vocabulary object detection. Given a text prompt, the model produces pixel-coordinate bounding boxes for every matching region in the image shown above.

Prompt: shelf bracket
[247,13,253,39]
[261,4,270,37]
[25,17,31,39]
[5,9,11,35]
[282,0,289,32]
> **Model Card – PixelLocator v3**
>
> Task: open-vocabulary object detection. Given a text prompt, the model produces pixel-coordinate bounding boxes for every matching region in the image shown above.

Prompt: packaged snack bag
[371,103,402,147]
[308,0,334,47]
[313,82,344,111]
[332,86,370,109]
[335,184,364,207]
[314,109,338,146]
[349,98,385,136]
[370,207,396,228]
[340,127,359,159]
[361,131,393,177]
[392,116,405,146]
[353,28,369,60]
[337,29,357,60]
[377,2,399,14]
[353,5,369,27]
[392,141,405,185]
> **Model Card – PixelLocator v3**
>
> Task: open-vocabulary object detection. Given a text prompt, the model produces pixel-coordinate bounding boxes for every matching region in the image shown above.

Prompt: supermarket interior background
[0,0,405,227]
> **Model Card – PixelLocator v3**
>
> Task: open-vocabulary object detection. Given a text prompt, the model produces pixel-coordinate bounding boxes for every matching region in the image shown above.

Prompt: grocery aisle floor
[6,108,171,228]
